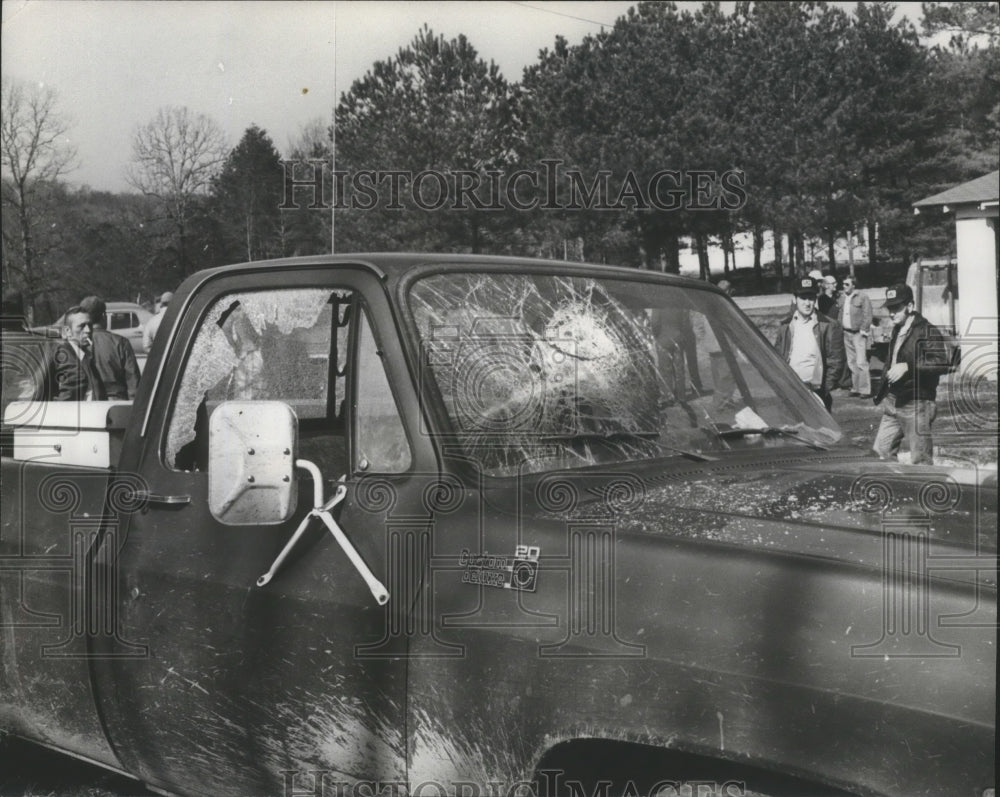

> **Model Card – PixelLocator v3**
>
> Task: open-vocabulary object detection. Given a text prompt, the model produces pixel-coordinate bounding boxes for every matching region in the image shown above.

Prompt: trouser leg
[854,332,871,395]
[873,397,904,460]
[904,399,937,465]
[842,331,858,390]
[843,331,872,394]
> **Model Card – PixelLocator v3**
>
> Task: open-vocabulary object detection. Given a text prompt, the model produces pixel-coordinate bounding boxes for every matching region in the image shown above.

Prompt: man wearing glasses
[872,284,952,464]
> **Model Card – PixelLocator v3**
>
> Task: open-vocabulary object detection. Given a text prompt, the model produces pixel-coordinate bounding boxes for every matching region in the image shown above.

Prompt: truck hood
[523,452,997,581]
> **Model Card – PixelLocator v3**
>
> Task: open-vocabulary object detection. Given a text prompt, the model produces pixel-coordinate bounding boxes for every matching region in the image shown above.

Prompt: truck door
[91,266,426,795]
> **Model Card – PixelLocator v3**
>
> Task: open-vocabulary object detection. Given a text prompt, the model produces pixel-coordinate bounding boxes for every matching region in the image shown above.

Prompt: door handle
[133,490,191,506]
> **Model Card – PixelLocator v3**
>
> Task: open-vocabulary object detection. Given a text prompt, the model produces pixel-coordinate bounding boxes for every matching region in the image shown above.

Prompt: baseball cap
[807,269,823,281]
[883,284,913,310]
[160,291,174,305]
[794,277,819,297]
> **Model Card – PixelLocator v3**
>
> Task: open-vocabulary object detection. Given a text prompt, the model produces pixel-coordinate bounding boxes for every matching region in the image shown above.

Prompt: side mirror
[209,401,297,525]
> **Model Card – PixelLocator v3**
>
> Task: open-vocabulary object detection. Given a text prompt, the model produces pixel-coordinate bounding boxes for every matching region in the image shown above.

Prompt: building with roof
[914,171,998,378]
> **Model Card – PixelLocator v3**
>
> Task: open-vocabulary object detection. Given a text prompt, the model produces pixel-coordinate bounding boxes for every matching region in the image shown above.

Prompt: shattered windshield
[409,272,841,476]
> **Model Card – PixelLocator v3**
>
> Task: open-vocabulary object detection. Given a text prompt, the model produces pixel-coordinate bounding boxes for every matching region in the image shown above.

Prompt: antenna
[331,4,337,255]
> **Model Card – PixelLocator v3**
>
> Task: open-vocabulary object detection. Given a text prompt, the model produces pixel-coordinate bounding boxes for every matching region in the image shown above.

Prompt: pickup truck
[1,254,995,797]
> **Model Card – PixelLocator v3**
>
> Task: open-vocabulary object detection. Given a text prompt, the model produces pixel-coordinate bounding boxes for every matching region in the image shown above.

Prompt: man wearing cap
[773,276,845,411]
[143,291,174,353]
[872,283,952,465]
[837,275,873,397]
[80,295,140,400]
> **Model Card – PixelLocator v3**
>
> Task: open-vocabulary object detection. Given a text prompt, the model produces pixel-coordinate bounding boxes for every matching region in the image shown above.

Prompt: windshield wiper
[715,427,828,450]
[539,432,717,462]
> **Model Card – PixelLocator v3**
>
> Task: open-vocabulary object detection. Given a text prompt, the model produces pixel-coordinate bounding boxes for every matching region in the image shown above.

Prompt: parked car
[30,301,152,353]
[1,254,995,797]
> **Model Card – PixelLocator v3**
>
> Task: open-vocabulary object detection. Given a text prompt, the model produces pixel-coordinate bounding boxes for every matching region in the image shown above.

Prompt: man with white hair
[818,274,838,315]
[31,306,106,401]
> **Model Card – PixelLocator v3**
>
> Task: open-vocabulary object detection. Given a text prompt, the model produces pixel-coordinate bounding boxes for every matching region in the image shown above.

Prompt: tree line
[2,1,997,323]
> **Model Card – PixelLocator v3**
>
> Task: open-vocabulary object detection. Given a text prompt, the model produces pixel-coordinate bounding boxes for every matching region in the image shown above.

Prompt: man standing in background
[143,291,174,353]
[837,276,873,397]
[31,306,106,401]
[80,295,140,400]
[773,277,845,412]
[818,274,839,316]
[872,284,952,465]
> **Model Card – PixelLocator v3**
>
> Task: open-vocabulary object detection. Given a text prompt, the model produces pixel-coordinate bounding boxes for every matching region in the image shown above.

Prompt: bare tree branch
[1,76,79,316]
[125,106,228,276]
[126,106,227,201]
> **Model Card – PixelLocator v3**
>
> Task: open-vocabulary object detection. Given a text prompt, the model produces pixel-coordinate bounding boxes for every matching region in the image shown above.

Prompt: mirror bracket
[256,460,390,606]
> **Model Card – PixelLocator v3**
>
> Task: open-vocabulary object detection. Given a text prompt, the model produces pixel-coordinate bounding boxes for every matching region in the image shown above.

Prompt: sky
[1,1,929,193]
[2,1,635,191]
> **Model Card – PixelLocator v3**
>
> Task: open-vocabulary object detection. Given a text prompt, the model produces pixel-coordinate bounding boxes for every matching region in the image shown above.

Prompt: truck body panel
[1,254,995,796]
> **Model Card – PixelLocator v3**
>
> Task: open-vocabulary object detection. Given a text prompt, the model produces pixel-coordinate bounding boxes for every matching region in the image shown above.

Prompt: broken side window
[165,288,349,472]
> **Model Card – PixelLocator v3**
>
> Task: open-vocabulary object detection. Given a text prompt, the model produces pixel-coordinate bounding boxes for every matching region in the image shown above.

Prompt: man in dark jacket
[773,276,845,411]
[872,284,952,465]
[80,296,140,400]
[31,306,107,401]
[818,274,839,316]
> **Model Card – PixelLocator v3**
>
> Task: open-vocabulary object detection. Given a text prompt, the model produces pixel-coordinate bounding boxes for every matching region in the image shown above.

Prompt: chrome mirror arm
[255,459,389,606]
[313,504,389,605]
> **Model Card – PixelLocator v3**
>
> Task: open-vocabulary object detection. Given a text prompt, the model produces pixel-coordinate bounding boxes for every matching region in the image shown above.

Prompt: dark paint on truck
[1,254,995,797]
